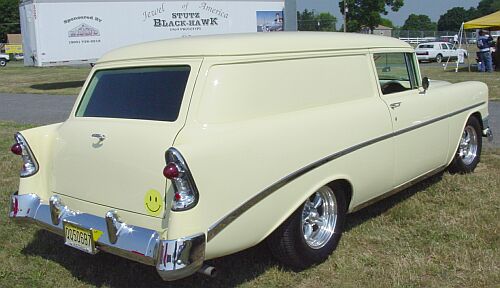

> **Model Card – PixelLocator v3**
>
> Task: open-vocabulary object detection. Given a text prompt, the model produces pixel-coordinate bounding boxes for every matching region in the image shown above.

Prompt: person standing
[495,37,500,71]
[477,30,493,72]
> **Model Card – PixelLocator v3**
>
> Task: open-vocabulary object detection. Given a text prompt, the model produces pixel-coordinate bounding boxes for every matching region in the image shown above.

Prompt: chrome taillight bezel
[13,132,39,178]
[165,148,199,211]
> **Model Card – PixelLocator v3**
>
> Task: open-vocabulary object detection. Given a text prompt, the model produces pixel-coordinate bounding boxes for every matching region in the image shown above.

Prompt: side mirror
[422,77,430,91]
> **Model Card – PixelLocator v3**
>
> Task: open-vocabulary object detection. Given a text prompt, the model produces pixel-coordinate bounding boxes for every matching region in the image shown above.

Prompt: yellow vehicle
[9,32,492,281]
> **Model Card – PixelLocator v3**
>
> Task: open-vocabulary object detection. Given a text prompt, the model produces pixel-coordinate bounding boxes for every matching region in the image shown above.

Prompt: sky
[296,0,481,27]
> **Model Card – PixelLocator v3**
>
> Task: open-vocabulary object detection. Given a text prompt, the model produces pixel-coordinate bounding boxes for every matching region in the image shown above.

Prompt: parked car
[9,32,492,281]
[415,41,468,63]
[14,53,24,60]
[0,53,10,67]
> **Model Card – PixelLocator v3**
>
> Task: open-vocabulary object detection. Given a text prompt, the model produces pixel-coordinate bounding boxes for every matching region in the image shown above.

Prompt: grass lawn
[0,61,90,95]
[1,121,499,287]
[420,63,500,101]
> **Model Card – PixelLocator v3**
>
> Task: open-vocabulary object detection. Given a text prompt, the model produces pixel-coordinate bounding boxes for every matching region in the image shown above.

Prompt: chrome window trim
[207,102,485,241]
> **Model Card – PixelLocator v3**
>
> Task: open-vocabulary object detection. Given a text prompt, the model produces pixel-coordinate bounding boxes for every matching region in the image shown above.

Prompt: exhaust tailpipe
[197,264,217,278]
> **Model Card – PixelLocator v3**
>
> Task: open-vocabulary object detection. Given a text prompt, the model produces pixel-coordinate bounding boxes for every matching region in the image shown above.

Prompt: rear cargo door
[52,63,200,218]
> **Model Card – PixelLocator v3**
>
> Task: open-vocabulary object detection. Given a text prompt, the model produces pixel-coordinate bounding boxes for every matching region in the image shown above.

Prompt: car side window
[441,43,448,49]
[373,53,419,95]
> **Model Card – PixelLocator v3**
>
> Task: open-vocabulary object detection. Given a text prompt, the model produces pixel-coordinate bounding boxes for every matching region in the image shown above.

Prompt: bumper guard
[9,192,205,281]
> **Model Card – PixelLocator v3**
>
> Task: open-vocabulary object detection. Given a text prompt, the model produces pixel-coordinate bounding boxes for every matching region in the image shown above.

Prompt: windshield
[76,66,190,122]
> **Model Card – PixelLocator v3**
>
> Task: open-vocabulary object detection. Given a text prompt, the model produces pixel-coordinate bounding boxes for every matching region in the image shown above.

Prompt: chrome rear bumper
[9,192,205,281]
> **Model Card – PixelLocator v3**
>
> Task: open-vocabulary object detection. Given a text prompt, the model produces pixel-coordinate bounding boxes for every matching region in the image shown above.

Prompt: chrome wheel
[459,125,478,165]
[301,186,338,249]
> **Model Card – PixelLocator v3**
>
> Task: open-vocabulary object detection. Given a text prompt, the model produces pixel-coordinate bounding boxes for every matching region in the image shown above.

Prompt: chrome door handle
[91,133,106,141]
[390,102,401,109]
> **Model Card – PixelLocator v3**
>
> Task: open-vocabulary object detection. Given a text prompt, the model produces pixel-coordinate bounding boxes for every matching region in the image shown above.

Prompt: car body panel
[10,32,490,280]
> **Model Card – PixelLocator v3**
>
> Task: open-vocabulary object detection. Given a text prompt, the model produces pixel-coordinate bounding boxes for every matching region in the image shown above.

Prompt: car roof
[98,32,412,63]
[418,42,450,45]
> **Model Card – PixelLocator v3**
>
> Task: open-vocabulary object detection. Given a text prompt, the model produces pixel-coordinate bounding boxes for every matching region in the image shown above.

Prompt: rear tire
[0,59,6,67]
[267,185,347,269]
[448,116,482,174]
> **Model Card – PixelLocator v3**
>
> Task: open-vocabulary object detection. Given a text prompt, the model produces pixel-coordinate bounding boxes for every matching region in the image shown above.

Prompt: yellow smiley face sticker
[144,189,163,216]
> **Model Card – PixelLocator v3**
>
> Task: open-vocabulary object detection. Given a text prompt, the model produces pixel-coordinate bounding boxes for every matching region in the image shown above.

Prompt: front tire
[448,116,482,173]
[0,59,6,67]
[435,54,443,63]
[267,185,347,269]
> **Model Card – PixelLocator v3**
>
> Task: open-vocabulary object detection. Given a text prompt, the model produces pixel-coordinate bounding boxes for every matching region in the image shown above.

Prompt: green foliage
[297,9,337,32]
[339,0,404,32]
[0,0,20,43]
[437,0,500,31]
[401,14,437,31]
[477,0,500,16]
[316,12,337,31]
[380,17,394,28]
[437,7,475,31]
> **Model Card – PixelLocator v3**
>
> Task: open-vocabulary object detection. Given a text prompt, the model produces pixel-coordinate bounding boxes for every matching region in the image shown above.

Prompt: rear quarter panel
[16,123,62,201]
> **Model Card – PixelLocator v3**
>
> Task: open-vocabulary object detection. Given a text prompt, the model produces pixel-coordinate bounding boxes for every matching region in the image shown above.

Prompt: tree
[0,0,21,42]
[401,14,437,31]
[339,0,404,32]
[297,10,337,32]
[437,7,471,31]
[297,9,316,31]
[379,17,394,28]
[316,12,337,31]
[477,0,500,16]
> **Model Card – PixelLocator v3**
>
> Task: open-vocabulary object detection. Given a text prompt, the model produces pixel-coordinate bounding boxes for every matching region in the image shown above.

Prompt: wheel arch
[446,111,483,167]
[204,175,355,259]
[326,179,353,212]
[470,111,483,130]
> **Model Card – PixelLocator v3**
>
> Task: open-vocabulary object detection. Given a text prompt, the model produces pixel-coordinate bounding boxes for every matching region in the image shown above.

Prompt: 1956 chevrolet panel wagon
[9,32,492,280]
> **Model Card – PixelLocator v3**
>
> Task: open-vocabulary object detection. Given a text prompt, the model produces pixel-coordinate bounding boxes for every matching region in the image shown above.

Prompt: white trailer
[19,0,296,66]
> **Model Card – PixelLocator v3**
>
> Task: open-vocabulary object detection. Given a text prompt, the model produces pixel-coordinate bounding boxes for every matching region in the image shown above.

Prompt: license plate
[63,222,97,254]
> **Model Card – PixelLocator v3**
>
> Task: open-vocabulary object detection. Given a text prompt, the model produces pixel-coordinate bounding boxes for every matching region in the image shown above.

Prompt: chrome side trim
[350,165,446,213]
[207,102,485,241]
[10,192,206,281]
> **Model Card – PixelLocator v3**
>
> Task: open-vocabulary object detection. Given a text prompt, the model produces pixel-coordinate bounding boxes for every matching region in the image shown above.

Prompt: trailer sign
[19,0,285,66]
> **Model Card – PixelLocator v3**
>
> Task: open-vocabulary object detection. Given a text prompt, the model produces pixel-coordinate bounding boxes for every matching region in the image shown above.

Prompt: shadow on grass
[30,81,85,91]
[345,172,443,232]
[21,230,275,288]
[20,174,445,287]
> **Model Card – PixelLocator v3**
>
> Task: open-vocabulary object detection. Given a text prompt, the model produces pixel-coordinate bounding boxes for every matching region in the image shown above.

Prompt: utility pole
[343,1,348,32]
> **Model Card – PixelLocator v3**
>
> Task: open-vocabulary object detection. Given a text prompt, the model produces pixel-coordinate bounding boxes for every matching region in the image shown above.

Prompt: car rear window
[76,66,190,121]
[418,44,433,48]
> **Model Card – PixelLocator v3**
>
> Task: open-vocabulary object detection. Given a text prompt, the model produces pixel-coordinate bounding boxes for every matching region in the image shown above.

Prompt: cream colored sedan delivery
[9,32,492,281]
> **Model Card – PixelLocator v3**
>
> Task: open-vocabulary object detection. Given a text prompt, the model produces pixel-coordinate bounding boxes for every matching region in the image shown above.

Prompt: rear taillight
[164,148,199,211]
[11,133,39,177]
